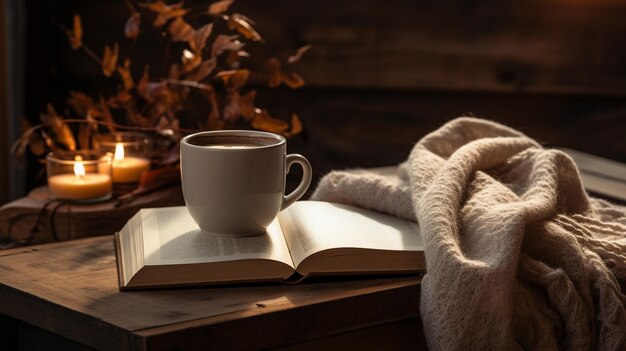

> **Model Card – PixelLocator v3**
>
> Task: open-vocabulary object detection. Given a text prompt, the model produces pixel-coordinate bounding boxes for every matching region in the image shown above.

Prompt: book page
[142,206,294,268]
[278,201,423,268]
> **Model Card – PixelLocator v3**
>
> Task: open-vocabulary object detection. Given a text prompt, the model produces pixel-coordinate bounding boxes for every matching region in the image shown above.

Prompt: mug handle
[281,154,312,211]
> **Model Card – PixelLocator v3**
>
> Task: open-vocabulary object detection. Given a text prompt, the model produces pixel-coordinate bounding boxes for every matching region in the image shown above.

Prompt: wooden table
[0,236,426,350]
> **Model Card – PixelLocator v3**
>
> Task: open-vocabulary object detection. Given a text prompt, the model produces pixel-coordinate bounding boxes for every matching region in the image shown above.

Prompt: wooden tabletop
[0,236,424,350]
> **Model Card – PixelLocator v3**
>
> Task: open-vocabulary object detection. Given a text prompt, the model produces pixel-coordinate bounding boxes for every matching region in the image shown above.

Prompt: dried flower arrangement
[13,0,310,199]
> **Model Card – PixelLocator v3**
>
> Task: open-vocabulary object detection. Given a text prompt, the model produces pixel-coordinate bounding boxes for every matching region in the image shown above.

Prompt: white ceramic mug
[180,130,312,237]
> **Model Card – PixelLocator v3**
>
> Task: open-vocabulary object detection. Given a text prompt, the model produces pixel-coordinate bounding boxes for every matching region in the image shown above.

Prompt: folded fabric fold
[311,117,626,350]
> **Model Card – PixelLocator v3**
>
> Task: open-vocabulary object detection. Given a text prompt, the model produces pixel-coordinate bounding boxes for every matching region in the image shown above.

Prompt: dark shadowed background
[2,0,626,204]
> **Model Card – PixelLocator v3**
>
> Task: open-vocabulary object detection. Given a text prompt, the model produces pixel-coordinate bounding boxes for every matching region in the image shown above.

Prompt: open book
[114,201,424,290]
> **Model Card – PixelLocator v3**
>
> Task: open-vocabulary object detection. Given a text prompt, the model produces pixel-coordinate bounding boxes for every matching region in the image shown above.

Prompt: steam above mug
[180,130,312,237]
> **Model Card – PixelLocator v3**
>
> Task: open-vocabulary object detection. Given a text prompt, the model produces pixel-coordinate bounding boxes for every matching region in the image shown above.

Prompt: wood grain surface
[0,236,423,350]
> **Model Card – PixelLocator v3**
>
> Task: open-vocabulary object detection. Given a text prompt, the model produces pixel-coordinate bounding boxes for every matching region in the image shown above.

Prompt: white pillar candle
[48,156,112,200]
[111,143,151,183]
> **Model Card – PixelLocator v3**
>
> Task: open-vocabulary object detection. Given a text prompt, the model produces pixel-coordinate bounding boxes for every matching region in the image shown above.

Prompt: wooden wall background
[0,0,8,204]
[12,0,626,196]
[1,0,27,204]
[0,0,27,204]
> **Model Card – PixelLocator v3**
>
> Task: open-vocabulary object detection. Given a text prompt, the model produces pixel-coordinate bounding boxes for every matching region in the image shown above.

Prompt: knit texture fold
[311,117,626,350]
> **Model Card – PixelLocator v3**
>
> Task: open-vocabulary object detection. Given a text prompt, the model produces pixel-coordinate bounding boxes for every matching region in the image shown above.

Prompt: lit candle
[110,142,150,183]
[48,156,112,200]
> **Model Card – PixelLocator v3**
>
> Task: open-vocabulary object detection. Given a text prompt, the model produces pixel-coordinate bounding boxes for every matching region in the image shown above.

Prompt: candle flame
[74,156,86,177]
[114,143,125,161]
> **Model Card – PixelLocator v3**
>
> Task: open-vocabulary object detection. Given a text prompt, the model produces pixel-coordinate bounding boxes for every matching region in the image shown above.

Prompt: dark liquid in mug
[187,134,279,148]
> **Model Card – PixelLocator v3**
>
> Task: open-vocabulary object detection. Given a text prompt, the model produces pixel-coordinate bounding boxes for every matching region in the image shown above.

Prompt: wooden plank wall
[0,0,9,204]
[1,0,27,204]
[240,0,626,95]
[14,0,626,194]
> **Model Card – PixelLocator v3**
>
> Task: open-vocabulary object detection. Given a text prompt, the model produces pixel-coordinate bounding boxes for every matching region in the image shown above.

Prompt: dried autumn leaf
[208,0,233,15]
[167,17,195,43]
[142,1,187,27]
[212,34,244,56]
[251,109,289,133]
[114,90,133,105]
[182,49,202,73]
[32,131,54,163]
[66,14,82,50]
[222,92,241,122]
[102,43,119,77]
[117,58,134,91]
[40,129,55,150]
[287,44,312,64]
[67,91,94,116]
[268,75,280,88]
[137,66,150,99]
[216,69,249,91]
[156,116,171,132]
[286,113,303,136]
[227,13,263,42]
[280,71,305,89]
[224,50,242,68]
[231,13,256,25]
[186,58,217,82]
[222,90,254,122]
[266,58,281,88]
[265,58,305,89]
[156,116,180,138]
[143,81,168,102]
[240,90,256,119]
[125,12,141,40]
[98,96,116,132]
[40,104,76,151]
[86,107,101,122]
[190,23,213,52]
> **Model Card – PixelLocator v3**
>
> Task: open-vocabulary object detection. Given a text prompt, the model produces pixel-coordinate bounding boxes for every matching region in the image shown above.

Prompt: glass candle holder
[46,150,113,202]
[95,132,152,183]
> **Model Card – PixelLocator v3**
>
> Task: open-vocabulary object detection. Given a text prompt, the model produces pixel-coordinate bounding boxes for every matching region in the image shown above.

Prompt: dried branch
[21,0,310,198]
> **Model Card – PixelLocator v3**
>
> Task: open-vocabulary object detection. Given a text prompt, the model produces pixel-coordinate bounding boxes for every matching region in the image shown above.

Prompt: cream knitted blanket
[311,117,626,350]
